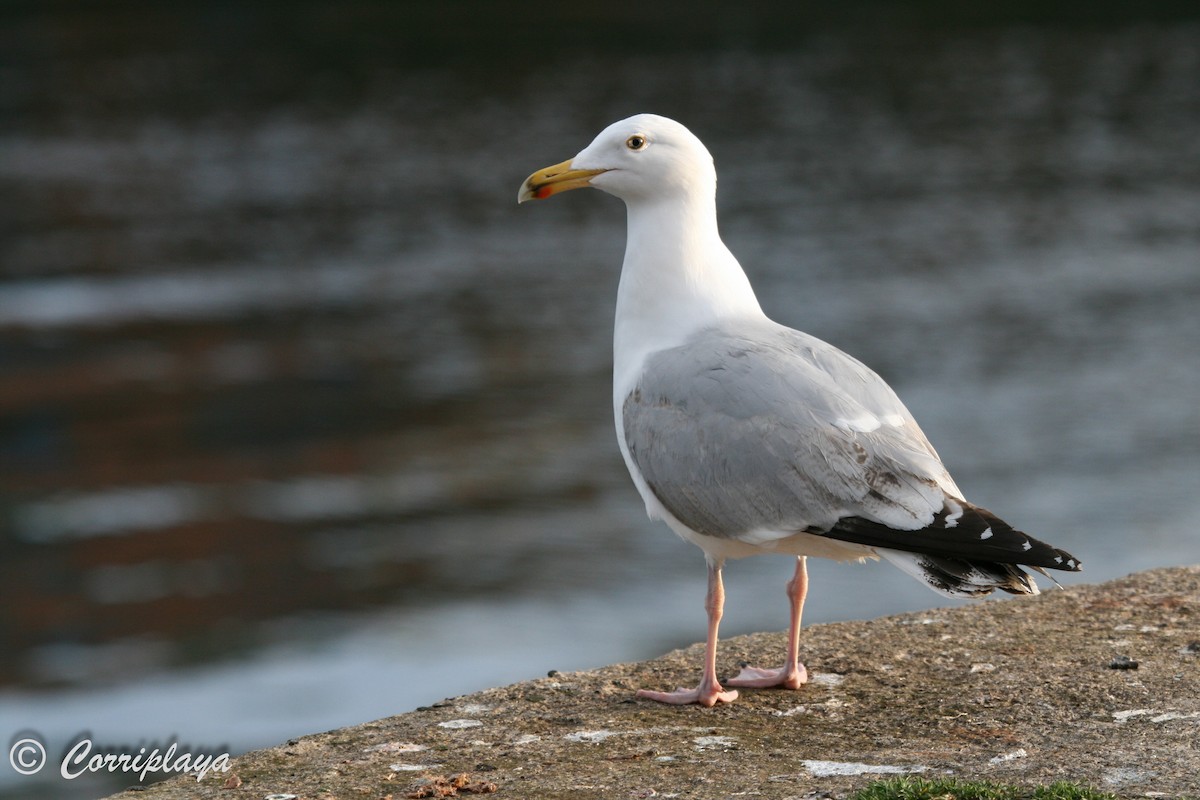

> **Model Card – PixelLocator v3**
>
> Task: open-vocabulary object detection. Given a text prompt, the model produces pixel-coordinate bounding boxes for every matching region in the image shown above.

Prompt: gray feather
[622,318,955,541]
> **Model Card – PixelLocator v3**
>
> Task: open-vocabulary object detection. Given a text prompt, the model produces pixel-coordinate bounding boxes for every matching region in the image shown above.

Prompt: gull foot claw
[636,684,739,706]
[726,663,808,689]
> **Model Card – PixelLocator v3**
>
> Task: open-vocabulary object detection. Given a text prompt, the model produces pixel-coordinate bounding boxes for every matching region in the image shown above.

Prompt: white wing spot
[1054,554,1063,563]
[1022,540,1033,551]
[834,415,881,433]
[943,499,963,528]
[979,527,993,540]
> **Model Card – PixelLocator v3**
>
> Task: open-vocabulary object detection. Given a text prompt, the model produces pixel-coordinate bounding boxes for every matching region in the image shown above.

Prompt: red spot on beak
[535,186,553,200]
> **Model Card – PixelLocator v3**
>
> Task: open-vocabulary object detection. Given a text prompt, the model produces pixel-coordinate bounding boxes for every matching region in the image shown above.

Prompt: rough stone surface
[108,566,1200,799]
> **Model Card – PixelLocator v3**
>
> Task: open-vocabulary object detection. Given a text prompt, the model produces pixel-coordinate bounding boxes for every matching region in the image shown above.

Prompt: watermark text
[9,732,231,783]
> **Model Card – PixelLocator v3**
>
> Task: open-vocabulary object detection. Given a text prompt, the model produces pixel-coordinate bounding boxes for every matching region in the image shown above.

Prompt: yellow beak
[517,159,607,203]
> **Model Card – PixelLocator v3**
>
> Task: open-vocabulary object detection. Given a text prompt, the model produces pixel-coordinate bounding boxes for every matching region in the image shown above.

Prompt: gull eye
[625,134,647,151]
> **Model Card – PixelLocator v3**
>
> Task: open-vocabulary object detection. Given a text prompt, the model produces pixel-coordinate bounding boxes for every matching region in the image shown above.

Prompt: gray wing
[622,319,956,541]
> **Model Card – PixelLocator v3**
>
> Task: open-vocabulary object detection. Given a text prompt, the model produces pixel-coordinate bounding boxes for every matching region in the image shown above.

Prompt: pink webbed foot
[637,681,739,707]
[726,662,808,690]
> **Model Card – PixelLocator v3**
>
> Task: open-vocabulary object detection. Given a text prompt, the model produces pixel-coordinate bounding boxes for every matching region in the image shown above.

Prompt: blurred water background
[2,2,1199,797]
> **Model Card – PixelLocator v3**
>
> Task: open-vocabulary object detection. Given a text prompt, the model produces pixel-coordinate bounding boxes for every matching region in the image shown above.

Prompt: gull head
[518,114,716,205]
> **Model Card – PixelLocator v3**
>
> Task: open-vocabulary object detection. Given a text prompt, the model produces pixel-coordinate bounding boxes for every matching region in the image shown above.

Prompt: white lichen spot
[1112,709,1154,722]
[459,703,493,714]
[364,741,428,754]
[1113,623,1136,631]
[988,748,1027,764]
[512,734,541,745]
[693,735,737,749]
[979,527,993,540]
[654,755,676,762]
[970,663,996,673]
[565,730,619,743]
[1150,711,1200,723]
[773,705,812,717]
[438,719,483,729]
[1103,767,1158,785]
[810,672,844,686]
[802,760,928,777]
[1139,626,1160,633]
[390,763,436,772]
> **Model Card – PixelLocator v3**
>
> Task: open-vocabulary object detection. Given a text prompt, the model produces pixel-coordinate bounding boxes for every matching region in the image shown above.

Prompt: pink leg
[637,559,739,706]
[728,556,809,690]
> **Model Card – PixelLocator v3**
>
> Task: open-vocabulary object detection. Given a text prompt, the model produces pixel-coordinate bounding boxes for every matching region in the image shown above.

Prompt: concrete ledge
[110,566,1200,799]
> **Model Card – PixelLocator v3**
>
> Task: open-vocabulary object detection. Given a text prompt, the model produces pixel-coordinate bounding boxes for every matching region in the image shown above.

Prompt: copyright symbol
[9,736,47,775]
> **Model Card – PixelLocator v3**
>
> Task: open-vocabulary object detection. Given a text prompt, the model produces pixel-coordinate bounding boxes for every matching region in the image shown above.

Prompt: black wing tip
[968,503,1082,572]
[1045,548,1083,572]
[825,500,1081,572]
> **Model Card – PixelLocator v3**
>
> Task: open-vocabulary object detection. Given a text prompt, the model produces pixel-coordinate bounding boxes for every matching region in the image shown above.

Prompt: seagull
[518,114,1081,707]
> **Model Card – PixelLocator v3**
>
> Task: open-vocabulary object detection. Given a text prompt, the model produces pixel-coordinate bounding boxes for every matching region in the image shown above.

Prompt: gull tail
[823,499,1081,599]
[877,548,1041,598]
